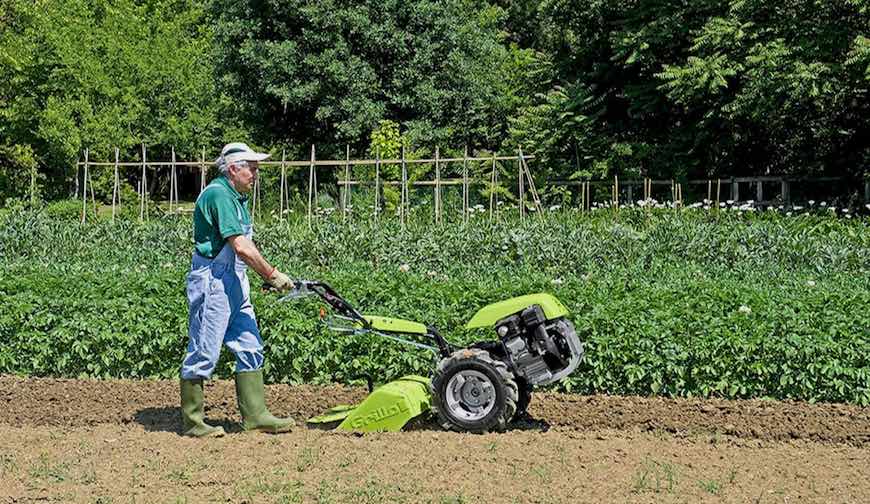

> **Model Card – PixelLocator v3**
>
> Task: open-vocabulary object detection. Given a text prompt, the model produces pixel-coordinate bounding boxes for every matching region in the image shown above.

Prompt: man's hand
[265,269,294,292]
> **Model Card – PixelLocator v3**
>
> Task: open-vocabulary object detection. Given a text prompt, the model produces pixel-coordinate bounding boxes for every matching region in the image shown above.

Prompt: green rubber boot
[235,370,295,433]
[180,378,225,438]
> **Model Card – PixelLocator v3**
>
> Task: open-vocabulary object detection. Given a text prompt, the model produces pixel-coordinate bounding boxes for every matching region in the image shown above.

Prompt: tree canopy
[0,0,867,201]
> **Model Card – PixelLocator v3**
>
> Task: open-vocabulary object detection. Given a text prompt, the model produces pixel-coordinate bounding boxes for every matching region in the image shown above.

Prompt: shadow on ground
[133,407,244,434]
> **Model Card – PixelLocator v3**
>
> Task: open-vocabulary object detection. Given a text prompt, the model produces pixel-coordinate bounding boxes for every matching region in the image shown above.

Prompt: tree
[209,0,527,157]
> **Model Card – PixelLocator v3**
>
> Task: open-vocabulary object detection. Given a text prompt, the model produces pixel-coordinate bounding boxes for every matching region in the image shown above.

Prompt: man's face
[229,161,258,193]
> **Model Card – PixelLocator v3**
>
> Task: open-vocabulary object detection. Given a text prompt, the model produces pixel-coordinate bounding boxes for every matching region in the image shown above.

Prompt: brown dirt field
[2,375,870,503]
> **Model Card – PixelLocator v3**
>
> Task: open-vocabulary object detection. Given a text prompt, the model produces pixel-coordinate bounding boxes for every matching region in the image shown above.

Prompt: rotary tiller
[278,280,584,433]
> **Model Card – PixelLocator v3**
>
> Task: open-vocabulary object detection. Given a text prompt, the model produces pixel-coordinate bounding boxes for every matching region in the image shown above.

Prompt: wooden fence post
[756,180,763,203]
[731,177,738,202]
[781,179,790,205]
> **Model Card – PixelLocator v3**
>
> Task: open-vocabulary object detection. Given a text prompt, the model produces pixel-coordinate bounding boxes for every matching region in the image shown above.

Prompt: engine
[493,305,583,386]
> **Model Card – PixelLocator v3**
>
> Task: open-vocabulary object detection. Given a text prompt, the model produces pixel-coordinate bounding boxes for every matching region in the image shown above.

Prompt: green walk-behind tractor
[279,281,583,434]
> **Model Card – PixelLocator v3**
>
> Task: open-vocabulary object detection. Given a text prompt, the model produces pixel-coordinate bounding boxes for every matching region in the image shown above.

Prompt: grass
[632,457,679,494]
[28,453,70,483]
[698,478,722,495]
[296,445,320,473]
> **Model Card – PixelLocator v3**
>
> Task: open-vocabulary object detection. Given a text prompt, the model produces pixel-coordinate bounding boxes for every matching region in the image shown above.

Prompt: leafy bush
[1,210,868,403]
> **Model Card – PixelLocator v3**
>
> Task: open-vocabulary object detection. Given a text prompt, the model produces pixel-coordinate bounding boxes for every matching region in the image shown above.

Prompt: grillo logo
[350,402,410,428]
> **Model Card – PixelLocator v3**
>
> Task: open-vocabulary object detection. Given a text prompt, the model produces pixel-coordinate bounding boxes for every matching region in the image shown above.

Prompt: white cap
[217,142,271,166]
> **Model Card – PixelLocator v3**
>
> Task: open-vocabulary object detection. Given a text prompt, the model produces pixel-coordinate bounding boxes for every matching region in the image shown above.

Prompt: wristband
[266,266,277,279]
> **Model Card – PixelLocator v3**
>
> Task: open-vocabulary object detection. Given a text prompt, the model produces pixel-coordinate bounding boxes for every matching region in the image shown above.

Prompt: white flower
[726,200,734,205]
[786,211,792,216]
[806,280,816,287]
[865,204,870,210]
[820,201,827,207]
[793,206,803,211]
[551,278,563,285]
[738,305,752,315]
[808,200,815,206]
[398,264,410,273]
[842,208,849,213]
[747,199,755,204]
[719,202,726,207]
[426,270,437,278]
[549,205,561,211]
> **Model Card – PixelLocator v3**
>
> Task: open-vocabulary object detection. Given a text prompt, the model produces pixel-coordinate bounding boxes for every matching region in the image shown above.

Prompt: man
[179,142,295,437]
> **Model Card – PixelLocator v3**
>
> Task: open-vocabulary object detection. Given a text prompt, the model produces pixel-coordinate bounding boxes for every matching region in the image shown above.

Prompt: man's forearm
[228,235,274,279]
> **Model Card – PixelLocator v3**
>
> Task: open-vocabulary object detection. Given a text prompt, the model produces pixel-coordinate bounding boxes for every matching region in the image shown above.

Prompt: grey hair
[215,157,247,175]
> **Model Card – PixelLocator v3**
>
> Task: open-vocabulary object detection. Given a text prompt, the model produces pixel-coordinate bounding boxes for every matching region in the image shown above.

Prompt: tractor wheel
[430,348,518,433]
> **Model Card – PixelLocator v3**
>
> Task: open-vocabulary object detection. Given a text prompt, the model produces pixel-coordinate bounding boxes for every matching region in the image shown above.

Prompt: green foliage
[1,0,867,206]
[1,211,868,403]
[510,0,870,179]
[0,0,222,199]
[209,0,521,154]
[0,143,41,205]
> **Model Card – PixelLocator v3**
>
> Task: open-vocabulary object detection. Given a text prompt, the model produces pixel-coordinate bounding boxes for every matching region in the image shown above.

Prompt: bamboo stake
[342,145,350,222]
[462,146,469,224]
[111,148,119,222]
[518,153,525,221]
[716,178,721,212]
[308,145,316,229]
[374,147,380,221]
[434,147,441,225]
[279,149,286,222]
[400,145,407,227]
[345,145,352,222]
[489,154,496,219]
[170,147,176,213]
[580,179,585,212]
[140,144,146,221]
[74,157,80,200]
[614,175,619,210]
[200,147,206,194]
[518,148,543,217]
[81,148,89,223]
[707,179,712,202]
[494,157,499,218]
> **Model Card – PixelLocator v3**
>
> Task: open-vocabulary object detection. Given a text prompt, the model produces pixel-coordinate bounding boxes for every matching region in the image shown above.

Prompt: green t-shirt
[193,175,251,258]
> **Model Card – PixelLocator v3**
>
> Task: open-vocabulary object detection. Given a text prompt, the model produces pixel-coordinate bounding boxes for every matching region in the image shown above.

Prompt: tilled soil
[2,375,870,503]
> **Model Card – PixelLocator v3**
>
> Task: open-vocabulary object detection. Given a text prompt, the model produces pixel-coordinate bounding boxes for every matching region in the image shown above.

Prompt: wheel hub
[445,370,495,421]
